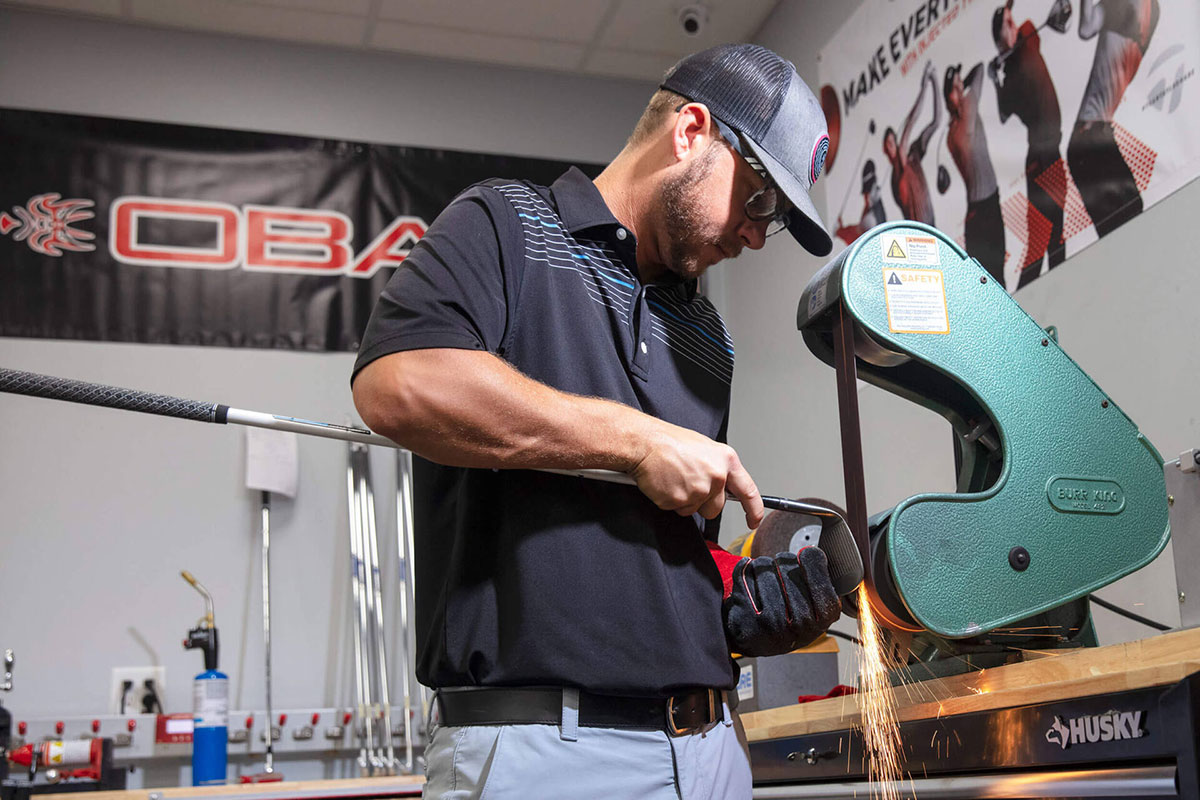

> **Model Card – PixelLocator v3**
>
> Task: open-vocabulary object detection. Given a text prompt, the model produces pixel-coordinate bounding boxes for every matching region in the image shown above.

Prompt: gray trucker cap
[661,43,833,256]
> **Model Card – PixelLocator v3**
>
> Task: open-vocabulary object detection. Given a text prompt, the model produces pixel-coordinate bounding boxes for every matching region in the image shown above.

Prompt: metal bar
[345,451,370,775]
[353,447,382,773]
[363,451,396,774]
[751,764,1177,798]
[260,491,275,774]
[394,450,416,774]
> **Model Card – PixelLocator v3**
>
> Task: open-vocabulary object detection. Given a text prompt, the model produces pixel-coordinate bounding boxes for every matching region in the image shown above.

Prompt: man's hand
[923,59,936,84]
[722,548,841,657]
[630,422,764,530]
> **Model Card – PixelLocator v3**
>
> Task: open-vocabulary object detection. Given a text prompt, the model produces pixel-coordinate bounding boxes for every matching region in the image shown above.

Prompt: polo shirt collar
[549,166,699,299]
[550,167,621,235]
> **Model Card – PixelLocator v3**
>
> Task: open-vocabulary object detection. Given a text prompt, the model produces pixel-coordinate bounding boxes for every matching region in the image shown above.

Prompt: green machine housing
[796,222,1170,640]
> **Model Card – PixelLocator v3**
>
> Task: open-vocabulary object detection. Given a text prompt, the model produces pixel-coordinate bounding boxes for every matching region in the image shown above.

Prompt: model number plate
[1047,477,1126,514]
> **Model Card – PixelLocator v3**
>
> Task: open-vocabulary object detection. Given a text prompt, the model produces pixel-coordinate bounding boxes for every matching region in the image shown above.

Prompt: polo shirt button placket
[632,285,651,374]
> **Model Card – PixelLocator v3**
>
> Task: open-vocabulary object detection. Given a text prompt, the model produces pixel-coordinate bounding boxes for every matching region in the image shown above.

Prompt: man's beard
[658,142,739,279]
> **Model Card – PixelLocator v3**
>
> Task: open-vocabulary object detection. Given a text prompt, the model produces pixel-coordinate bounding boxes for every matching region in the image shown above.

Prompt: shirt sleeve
[351,185,516,382]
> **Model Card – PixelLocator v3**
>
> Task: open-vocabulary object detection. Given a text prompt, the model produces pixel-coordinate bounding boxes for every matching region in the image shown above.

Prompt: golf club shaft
[836,129,873,220]
[2,368,825,520]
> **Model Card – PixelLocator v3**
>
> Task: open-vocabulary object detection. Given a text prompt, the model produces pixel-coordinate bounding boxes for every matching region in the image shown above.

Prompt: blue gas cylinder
[192,669,228,786]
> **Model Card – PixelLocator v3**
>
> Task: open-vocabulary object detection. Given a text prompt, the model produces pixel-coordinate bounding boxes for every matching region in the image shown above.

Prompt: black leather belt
[436,686,725,736]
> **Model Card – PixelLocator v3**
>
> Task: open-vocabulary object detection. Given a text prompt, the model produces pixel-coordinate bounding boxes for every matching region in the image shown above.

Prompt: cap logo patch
[811,134,829,185]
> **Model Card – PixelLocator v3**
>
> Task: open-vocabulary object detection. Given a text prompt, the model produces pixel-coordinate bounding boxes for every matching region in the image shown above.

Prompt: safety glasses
[675,103,793,237]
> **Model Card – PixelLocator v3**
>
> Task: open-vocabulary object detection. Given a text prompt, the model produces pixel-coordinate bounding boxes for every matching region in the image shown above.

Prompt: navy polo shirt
[352,167,738,696]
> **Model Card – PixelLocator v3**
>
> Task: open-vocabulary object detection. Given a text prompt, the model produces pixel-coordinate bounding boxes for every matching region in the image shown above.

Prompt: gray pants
[422,690,752,799]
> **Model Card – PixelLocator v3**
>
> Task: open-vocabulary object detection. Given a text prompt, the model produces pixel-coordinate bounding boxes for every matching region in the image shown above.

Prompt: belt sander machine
[771,221,1170,671]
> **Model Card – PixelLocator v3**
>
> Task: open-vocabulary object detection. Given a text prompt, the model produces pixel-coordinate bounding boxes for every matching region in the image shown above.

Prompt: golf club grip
[0,367,226,424]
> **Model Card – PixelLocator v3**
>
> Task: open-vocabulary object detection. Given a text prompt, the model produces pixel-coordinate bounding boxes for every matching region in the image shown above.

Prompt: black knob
[1009,546,1031,571]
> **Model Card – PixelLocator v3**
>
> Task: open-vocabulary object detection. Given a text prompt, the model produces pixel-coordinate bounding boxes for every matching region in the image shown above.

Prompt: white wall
[0,7,653,780]
[738,1,1196,677]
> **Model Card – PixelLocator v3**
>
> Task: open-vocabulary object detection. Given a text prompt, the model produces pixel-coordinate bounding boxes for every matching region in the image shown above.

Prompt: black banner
[0,108,598,351]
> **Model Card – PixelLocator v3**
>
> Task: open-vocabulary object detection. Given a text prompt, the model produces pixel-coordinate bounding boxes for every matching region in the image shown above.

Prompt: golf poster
[818,0,1200,292]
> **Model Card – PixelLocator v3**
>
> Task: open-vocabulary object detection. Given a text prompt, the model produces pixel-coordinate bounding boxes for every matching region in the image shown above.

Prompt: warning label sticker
[880,233,941,265]
[883,268,949,334]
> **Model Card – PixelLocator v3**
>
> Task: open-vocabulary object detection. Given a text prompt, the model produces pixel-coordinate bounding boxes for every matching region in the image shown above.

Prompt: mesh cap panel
[661,44,791,140]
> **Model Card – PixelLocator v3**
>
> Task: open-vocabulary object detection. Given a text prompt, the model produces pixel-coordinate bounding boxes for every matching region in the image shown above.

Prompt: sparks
[856,584,907,799]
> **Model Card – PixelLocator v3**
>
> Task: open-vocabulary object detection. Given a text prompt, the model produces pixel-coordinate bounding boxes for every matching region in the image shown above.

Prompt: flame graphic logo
[0,193,96,257]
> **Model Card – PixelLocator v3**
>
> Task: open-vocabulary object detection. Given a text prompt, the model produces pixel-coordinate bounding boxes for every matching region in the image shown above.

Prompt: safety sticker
[883,268,949,334]
[880,232,941,265]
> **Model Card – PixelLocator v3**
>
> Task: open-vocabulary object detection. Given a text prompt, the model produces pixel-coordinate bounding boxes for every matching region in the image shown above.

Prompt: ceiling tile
[600,0,777,55]
[237,0,372,15]
[371,20,586,71]
[129,0,367,46]
[583,48,675,82]
[376,0,612,44]
[3,0,122,16]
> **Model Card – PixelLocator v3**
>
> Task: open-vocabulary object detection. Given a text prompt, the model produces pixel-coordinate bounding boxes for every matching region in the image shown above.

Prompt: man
[835,159,887,244]
[1067,0,1160,239]
[351,44,841,799]
[883,60,941,225]
[945,63,1005,283]
[990,0,1067,286]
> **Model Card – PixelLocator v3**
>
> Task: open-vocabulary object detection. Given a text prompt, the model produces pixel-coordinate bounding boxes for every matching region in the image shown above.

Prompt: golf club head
[1047,0,1072,33]
[757,497,865,596]
[937,164,951,194]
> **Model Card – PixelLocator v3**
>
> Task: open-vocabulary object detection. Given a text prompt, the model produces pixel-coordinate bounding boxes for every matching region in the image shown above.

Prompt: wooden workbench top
[741,625,1200,742]
[86,775,425,800]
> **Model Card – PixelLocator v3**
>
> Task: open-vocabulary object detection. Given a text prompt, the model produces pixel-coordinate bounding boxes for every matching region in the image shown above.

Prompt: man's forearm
[353,348,657,471]
[354,347,765,528]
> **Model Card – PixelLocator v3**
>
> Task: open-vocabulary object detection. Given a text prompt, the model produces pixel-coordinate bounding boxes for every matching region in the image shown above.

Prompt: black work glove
[723,547,842,657]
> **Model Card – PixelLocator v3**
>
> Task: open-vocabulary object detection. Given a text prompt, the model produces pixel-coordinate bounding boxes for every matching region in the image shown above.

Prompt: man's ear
[671,102,718,163]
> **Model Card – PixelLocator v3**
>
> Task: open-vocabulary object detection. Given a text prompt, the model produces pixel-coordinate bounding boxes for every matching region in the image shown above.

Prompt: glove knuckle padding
[723,548,843,657]
[798,547,841,628]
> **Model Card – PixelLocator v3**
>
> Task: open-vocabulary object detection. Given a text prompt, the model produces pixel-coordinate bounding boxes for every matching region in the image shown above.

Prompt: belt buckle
[666,689,717,736]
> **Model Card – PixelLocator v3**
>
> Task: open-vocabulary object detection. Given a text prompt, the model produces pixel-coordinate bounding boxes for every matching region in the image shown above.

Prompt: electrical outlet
[109,667,166,715]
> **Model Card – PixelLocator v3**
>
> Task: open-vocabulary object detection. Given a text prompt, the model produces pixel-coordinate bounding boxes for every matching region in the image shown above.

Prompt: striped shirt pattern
[493,182,734,385]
